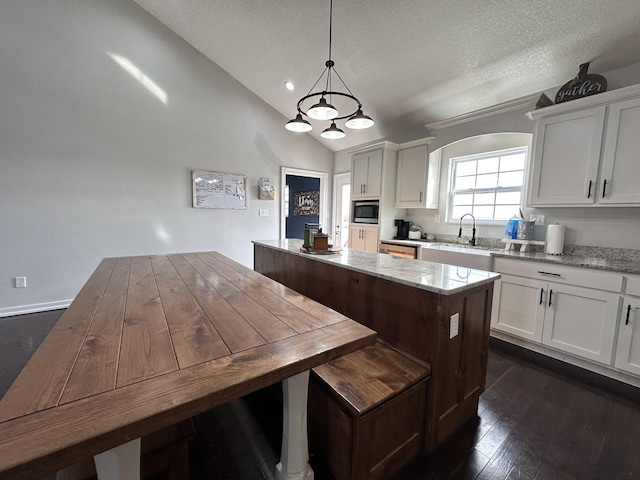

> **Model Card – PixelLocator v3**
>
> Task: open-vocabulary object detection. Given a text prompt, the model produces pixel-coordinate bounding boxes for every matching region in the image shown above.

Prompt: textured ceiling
[131,0,640,151]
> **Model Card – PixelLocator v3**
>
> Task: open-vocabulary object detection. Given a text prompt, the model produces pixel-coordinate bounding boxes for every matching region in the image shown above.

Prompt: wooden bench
[308,341,431,480]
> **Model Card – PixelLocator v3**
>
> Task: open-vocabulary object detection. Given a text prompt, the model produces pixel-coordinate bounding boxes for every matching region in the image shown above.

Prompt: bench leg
[276,371,314,480]
[93,438,141,480]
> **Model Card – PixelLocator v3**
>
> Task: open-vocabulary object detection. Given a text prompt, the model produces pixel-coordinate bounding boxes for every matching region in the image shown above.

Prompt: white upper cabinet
[528,107,605,205]
[351,150,382,199]
[527,84,640,207]
[395,138,439,209]
[599,97,640,204]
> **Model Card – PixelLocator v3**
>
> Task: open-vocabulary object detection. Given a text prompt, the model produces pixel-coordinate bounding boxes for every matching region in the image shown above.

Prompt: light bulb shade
[307,97,339,120]
[285,114,312,132]
[321,121,346,139]
[345,109,374,129]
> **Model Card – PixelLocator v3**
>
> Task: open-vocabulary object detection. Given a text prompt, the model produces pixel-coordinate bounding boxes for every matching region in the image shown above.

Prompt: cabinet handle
[539,288,544,305]
[360,184,364,194]
[548,289,553,307]
[419,192,423,202]
[626,304,632,325]
[537,271,561,277]
[602,179,607,198]
[363,183,367,193]
[587,180,592,198]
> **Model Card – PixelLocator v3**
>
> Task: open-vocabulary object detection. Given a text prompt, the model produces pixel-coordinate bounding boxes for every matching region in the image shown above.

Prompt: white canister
[408,230,421,239]
[545,224,566,255]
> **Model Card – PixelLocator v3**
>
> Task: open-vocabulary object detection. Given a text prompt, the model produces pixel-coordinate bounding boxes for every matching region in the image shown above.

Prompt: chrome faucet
[458,213,476,246]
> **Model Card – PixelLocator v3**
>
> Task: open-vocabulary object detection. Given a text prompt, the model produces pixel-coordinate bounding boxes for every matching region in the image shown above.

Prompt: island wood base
[254,244,494,452]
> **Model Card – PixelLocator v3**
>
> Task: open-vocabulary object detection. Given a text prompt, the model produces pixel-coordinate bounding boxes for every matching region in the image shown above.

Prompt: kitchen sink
[419,244,494,271]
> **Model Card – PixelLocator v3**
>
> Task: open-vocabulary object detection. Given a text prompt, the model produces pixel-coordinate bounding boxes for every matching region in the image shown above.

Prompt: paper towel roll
[545,224,566,255]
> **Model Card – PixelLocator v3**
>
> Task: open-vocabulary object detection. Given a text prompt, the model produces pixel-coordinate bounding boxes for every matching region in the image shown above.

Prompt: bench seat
[309,341,431,480]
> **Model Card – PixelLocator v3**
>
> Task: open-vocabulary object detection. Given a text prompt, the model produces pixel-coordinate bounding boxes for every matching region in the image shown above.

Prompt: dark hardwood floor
[2,309,639,480]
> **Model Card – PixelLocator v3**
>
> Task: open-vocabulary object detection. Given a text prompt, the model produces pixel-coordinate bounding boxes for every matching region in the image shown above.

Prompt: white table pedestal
[275,370,314,480]
[90,371,315,480]
[93,438,141,480]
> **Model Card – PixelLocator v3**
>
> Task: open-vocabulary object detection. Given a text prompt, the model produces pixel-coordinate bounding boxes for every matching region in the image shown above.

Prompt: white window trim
[445,146,528,225]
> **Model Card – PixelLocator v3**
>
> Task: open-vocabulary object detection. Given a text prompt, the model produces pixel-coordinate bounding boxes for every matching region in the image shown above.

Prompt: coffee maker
[394,219,410,239]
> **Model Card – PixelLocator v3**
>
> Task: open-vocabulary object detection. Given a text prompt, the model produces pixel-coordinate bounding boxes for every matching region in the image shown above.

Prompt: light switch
[450,313,459,339]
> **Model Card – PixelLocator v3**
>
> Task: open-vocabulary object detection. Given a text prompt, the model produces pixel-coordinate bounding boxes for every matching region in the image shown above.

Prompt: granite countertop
[253,239,500,296]
[490,250,640,275]
[381,238,640,275]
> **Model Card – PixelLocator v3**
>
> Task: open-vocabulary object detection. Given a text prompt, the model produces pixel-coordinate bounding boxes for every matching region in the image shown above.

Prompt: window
[448,147,527,222]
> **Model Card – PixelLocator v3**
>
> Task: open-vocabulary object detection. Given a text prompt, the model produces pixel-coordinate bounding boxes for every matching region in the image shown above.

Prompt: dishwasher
[378,241,419,259]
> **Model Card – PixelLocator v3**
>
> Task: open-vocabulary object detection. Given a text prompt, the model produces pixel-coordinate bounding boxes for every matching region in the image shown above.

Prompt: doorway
[332,172,351,248]
[280,167,328,240]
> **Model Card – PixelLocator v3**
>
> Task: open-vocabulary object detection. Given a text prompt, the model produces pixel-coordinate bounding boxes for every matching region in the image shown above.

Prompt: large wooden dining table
[0,251,375,480]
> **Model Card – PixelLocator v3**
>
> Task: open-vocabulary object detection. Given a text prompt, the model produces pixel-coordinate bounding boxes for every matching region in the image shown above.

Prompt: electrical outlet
[529,214,545,226]
[258,209,269,217]
[434,213,441,224]
[450,313,459,339]
[15,276,27,288]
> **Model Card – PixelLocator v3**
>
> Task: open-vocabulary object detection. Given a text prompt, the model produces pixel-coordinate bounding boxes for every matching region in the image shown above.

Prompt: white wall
[0,0,333,315]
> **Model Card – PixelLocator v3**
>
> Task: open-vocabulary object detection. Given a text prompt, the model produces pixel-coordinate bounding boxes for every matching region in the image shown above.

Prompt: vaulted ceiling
[132,0,640,151]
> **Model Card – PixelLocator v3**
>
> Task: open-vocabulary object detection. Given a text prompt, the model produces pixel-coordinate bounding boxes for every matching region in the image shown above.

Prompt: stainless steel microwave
[353,200,379,224]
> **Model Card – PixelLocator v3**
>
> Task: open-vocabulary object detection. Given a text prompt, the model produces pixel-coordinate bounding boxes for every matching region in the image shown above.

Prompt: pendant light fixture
[285,0,374,138]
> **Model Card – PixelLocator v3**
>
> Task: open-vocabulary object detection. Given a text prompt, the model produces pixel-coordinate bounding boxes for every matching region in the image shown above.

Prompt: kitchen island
[253,239,500,451]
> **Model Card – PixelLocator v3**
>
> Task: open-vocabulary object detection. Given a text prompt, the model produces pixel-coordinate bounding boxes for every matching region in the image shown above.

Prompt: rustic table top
[0,251,375,479]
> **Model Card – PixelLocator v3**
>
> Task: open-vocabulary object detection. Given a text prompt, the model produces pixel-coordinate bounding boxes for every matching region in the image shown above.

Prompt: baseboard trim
[0,300,72,318]
[489,335,640,405]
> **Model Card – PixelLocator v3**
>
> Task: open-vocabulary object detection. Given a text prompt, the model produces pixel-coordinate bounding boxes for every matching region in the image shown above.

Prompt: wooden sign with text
[555,63,607,104]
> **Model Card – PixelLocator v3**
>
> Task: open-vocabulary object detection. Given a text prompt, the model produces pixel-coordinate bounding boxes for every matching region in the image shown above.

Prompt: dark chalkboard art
[555,62,607,104]
[293,190,320,216]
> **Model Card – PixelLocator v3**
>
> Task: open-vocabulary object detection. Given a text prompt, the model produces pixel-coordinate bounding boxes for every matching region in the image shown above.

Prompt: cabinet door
[348,225,379,252]
[491,274,546,342]
[362,226,380,253]
[599,97,640,204]
[528,106,605,206]
[364,151,382,197]
[541,283,620,364]
[348,225,365,250]
[351,150,382,199]
[352,154,369,198]
[615,298,640,375]
[396,145,428,207]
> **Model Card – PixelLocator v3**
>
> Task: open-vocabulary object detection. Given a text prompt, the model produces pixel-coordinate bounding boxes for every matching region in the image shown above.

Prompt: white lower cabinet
[491,275,545,342]
[541,283,620,364]
[615,297,640,376]
[491,258,623,366]
[348,225,379,253]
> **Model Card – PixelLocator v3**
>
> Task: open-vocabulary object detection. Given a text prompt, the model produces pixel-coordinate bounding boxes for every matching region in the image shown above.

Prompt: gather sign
[555,63,607,104]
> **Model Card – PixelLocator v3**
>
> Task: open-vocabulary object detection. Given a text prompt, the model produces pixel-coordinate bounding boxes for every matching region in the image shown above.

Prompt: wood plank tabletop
[0,251,376,479]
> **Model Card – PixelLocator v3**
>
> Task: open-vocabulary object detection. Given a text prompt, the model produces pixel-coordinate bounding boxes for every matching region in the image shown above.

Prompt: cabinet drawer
[493,258,623,293]
[626,275,640,297]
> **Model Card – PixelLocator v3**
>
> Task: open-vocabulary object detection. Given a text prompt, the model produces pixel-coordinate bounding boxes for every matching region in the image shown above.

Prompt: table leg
[275,371,314,480]
[93,438,141,480]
